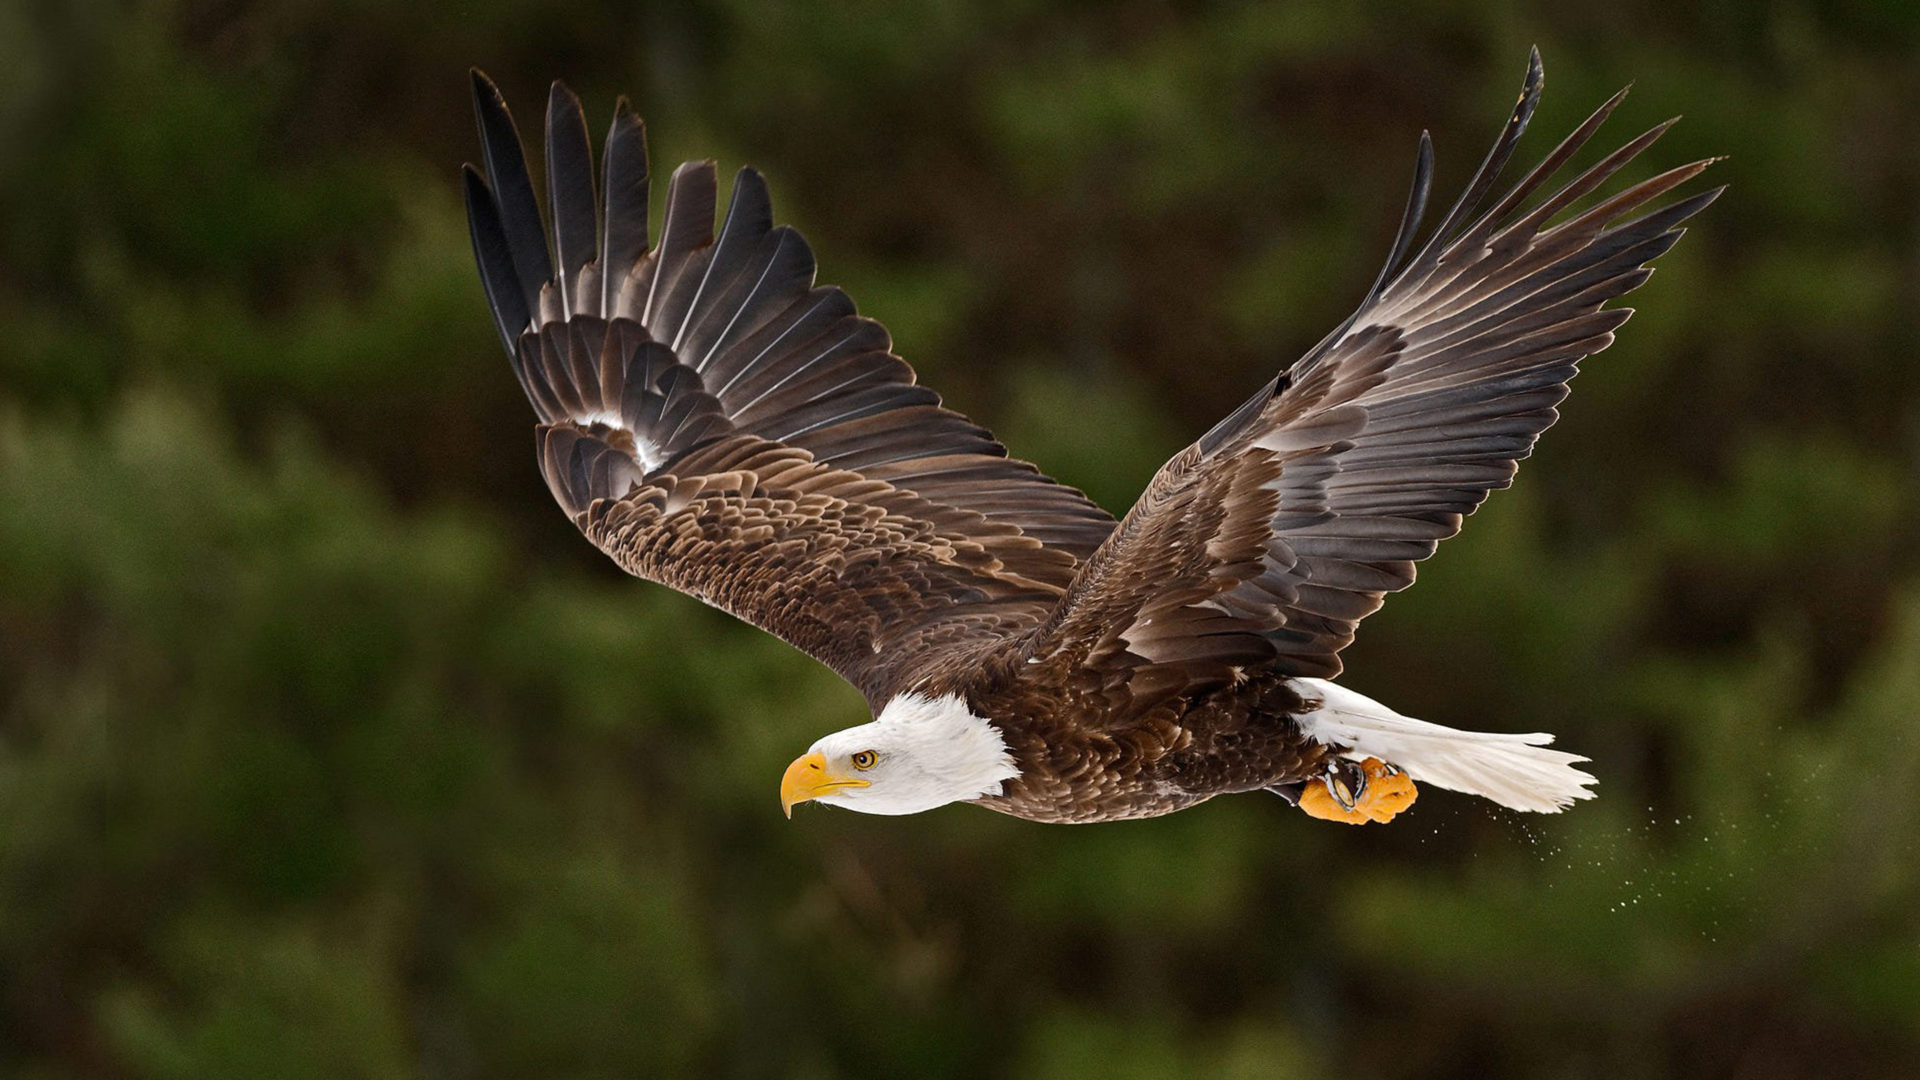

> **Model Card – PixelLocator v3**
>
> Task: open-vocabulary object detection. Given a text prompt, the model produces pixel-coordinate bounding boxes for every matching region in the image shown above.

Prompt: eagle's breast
[968,669,1333,823]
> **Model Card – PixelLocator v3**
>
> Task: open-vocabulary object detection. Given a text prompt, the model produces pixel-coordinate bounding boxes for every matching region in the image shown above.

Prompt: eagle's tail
[1290,677,1596,813]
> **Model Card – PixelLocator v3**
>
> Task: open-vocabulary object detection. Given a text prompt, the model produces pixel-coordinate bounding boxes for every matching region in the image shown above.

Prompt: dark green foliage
[2,1,1915,1077]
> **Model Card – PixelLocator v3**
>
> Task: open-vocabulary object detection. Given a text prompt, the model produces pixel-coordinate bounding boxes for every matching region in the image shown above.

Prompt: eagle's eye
[850,750,879,770]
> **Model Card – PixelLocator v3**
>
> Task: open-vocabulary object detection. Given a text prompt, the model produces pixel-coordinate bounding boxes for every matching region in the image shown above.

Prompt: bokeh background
[3,1,1917,1077]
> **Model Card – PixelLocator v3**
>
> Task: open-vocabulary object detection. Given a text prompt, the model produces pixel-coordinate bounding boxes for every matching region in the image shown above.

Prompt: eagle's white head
[781,692,1019,817]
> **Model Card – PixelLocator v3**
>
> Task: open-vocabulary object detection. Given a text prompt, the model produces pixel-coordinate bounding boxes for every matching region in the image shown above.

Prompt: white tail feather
[1290,678,1596,813]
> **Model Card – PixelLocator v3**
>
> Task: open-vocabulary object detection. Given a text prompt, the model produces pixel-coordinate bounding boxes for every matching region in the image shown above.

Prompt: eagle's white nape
[807,693,1019,816]
[1289,678,1598,813]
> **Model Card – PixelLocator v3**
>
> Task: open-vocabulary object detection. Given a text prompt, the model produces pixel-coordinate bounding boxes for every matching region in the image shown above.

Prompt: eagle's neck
[823,692,1019,814]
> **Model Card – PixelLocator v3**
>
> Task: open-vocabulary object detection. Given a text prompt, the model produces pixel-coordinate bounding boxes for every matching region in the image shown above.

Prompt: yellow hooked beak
[780,751,870,818]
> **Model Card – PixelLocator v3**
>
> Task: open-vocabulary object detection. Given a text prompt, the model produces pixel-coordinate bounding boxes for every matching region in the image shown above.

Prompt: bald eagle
[463,51,1717,825]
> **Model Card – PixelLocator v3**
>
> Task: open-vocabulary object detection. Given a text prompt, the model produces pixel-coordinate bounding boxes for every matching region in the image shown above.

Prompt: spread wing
[1022,50,1722,709]
[463,73,1116,707]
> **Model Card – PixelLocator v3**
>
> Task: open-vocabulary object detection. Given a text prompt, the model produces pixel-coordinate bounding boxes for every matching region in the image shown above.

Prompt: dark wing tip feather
[462,163,528,357]
[673,158,721,182]
[1467,84,1634,237]
[608,95,645,150]
[1628,180,1726,232]
[1402,49,1545,275]
[544,79,598,312]
[1547,156,1722,241]
[599,97,653,316]
[1301,50,1547,381]
[733,165,771,198]
[469,66,499,102]
[1377,131,1435,297]
[1280,130,1433,387]
[470,70,554,318]
[1518,47,1545,130]
[726,167,776,234]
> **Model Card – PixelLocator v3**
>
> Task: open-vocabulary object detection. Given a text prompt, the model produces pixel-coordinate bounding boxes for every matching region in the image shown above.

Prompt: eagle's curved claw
[1299,757,1419,824]
[1323,759,1367,810]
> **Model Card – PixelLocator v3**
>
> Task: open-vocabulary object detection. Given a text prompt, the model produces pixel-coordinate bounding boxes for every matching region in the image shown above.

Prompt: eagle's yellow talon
[1299,758,1418,824]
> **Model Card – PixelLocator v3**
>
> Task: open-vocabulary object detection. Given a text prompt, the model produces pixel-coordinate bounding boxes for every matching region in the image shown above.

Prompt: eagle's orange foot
[1299,758,1418,824]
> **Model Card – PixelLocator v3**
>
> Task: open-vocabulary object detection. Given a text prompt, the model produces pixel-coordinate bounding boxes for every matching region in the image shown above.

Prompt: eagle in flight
[462,50,1718,825]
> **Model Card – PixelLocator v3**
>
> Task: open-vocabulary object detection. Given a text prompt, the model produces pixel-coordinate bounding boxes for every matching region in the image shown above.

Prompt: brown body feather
[964,665,1329,823]
[463,53,1718,823]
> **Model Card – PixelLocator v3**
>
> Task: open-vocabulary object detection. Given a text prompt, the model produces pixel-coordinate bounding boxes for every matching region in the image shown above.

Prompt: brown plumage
[463,51,1719,825]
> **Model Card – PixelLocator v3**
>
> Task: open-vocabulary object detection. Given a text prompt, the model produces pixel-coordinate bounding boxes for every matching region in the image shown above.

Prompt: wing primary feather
[691,226,808,373]
[1258,127,1434,407]
[1370,131,1436,302]
[545,81,598,315]
[1543,158,1722,240]
[513,334,566,422]
[470,70,552,317]
[1605,183,1726,244]
[1311,132,1433,366]
[1398,47,1544,282]
[599,98,651,318]
[462,164,530,356]
[710,289,855,398]
[1199,127,1435,458]
[1497,118,1681,243]
[673,167,776,356]
[1466,85,1632,240]
[643,161,719,326]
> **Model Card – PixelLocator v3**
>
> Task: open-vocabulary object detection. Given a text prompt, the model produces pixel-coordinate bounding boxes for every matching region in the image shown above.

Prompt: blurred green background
[2,1,1917,1077]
